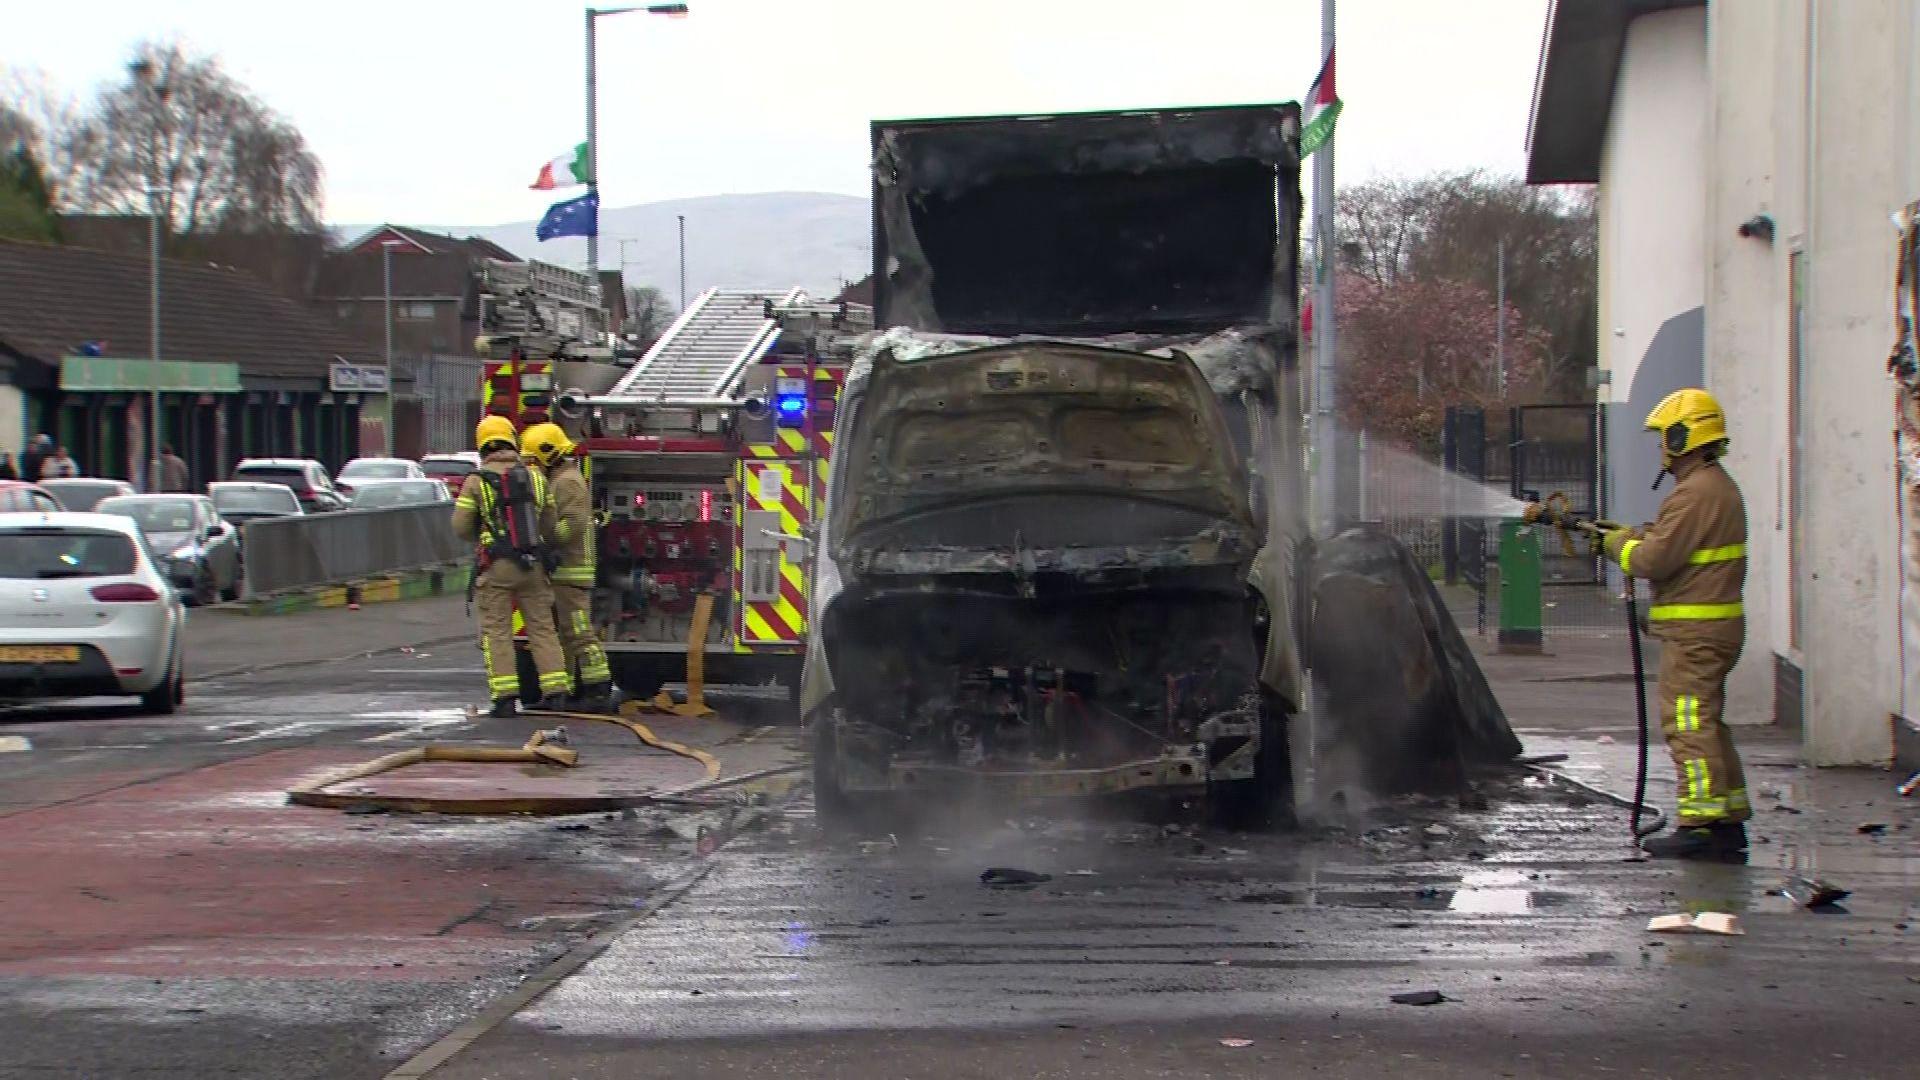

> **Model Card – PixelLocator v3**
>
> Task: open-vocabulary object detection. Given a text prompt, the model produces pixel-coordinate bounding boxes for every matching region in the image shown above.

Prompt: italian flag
[1301,47,1342,157]
[529,143,589,191]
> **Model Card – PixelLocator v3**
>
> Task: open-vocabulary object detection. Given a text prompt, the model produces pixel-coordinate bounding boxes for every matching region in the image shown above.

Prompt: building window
[1787,249,1806,651]
[397,301,436,321]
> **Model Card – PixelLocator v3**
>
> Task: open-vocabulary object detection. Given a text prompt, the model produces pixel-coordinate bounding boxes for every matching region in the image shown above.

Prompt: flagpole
[1312,0,1340,535]
[585,8,600,277]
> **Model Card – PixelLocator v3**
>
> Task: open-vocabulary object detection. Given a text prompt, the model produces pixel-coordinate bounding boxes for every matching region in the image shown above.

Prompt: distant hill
[332,191,869,305]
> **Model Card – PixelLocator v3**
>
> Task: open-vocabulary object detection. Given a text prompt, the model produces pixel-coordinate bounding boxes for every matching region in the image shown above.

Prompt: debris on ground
[1648,912,1744,935]
[1897,772,1920,796]
[1857,823,1889,836]
[1422,823,1453,840]
[1779,875,1851,910]
[856,835,899,855]
[1218,1038,1255,1048]
[1391,990,1447,1006]
[981,867,1052,888]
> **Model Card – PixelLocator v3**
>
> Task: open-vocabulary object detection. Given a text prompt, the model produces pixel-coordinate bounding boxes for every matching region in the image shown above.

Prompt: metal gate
[1509,404,1602,586]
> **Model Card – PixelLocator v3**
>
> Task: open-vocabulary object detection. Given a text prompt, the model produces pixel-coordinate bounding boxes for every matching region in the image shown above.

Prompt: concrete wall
[1599,8,1708,530]
[1704,0,1787,725]
[1695,0,1916,763]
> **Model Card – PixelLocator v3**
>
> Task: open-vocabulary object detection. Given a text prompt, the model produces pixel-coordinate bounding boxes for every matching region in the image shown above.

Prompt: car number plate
[0,645,80,663]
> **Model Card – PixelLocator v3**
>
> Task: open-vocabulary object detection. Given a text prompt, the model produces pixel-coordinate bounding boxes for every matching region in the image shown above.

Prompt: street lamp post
[146,185,162,493]
[585,4,689,276]
[677,213,686,310]
[381,239,405,458]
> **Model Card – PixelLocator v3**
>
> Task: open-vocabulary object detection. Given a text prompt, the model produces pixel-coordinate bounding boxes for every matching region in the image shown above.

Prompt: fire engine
[477,287,872,704]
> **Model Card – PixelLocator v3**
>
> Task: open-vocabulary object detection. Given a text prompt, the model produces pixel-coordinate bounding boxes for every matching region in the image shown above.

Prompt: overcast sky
[2,0,1551,227]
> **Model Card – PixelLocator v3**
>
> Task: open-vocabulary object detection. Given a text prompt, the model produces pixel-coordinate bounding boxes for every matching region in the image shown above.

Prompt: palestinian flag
[530,143,589,190]
[1301,47,1342,157]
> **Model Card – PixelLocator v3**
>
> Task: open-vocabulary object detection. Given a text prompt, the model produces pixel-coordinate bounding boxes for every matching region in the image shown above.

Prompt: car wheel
[220,573,241,604]
[192,573,217,608]
[141,654,181,716]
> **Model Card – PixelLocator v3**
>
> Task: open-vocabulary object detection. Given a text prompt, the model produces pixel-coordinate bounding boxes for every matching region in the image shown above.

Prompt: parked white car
[336,457,425,498]
[348,478,453,509]
[0,512,186,714]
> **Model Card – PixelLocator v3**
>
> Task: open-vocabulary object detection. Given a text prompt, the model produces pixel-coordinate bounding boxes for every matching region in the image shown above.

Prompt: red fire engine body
[478,289,868,701]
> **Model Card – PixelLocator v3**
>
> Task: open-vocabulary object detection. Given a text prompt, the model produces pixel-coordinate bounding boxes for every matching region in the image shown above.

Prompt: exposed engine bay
[821,587,1265,795]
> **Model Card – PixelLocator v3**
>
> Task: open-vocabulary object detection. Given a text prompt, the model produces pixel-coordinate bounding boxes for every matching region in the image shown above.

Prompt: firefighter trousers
[552,584,611,690]
[1655,621,1751,827]
[475,559,570,702]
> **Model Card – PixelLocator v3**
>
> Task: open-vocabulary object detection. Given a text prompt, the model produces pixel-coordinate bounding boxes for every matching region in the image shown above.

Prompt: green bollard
[1497,519,1544,655]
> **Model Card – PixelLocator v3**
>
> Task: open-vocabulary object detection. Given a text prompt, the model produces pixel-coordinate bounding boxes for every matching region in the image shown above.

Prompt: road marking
[365,668,479,675]
[0,735,29,753]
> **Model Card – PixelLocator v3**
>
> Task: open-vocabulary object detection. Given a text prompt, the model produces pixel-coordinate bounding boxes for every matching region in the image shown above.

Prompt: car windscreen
[235,466,308,488]
[342,461,411,479]
[353,482,439,507]
[213,487,297,514]
[0,529,138,579]
[43,481,122,511]
[420,460,472,478]
[97,498,198,534]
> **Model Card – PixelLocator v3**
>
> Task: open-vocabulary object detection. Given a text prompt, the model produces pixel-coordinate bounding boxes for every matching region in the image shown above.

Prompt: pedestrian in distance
[152,444,190,493]
[521,421,614,713]
[40,446,78,480]
[1600,388,1751,860]
[20,434,52,484]
[451,415,572,718]
[0,453,16,481]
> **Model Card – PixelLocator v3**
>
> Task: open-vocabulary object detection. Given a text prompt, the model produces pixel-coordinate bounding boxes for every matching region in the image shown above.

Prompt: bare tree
[623,286,677,349]
[0,68,83,196]
[60,41,323,235]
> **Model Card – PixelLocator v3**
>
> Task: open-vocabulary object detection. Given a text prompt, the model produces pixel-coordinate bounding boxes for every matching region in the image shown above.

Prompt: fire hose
[1521,496,1667,841]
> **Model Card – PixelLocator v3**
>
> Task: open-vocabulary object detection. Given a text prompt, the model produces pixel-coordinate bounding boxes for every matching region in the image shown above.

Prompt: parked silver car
[39,477,136,513]
[96,494,242,606]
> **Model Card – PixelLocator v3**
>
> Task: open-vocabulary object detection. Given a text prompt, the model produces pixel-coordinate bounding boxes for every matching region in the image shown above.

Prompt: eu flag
[536,192,598,241]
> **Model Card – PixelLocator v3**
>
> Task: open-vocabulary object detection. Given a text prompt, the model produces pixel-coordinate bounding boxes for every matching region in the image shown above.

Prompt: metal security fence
[241,505,468,599]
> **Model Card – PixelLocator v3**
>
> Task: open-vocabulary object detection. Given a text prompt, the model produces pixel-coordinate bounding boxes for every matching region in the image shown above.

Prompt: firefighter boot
[1642,823,1748,860]
[489,695,519,719]
[569,681,614,715]
[533,692,571,713]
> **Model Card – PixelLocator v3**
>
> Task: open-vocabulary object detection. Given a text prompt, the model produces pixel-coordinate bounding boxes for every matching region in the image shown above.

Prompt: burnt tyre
[810,715,856,836]
[1210,698,1294,830]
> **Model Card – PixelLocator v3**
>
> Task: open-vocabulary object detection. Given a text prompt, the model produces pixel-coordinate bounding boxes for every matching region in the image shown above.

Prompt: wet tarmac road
[2,641,1917,1079]
[431,765,1920,1079]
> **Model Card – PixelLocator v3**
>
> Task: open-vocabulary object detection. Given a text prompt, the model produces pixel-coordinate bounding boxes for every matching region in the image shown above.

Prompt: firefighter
[1602,388,1751,859]
[522,421,614,713]
[452,415,572,717]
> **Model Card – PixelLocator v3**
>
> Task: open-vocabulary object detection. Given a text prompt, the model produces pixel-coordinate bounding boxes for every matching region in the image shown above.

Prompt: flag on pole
[1301,47,1342,157]
[536,192,598,241]
[530,143,590,190]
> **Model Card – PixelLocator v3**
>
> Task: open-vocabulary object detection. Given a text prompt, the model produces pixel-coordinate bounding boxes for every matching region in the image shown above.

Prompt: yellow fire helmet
[1645,387,1728,463]
[521,421,576,467]
[475,414,519,454]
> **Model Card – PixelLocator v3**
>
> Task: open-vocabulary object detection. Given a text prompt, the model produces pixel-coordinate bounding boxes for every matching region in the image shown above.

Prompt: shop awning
[60,356,243,393]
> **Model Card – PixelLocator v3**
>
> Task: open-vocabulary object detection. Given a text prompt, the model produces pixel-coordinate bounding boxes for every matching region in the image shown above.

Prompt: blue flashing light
[775,393,807,427]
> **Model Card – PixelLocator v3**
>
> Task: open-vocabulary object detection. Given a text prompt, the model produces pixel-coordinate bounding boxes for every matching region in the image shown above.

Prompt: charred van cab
[804,336,1293,827]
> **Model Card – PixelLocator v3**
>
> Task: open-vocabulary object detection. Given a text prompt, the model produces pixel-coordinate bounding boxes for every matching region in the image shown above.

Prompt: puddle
[1227,869,1562,914]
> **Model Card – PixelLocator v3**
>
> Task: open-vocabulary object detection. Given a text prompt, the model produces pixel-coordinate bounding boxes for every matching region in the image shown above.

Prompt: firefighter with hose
[452,415,573,717]
[1600,388,1752,859]
[522,421,614,713]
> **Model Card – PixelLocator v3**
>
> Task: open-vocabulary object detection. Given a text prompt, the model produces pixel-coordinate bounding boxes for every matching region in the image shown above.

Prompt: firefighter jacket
[545,459,596,588]
[452,450,556,568]
[1603,454,1746,637]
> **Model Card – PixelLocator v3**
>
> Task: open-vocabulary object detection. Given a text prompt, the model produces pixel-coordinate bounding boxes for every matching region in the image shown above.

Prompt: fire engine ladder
[609,287,807,401]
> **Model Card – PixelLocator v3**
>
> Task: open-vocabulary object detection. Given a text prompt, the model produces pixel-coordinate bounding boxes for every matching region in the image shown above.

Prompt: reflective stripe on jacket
[1604,455,1747,625]
[546,460,596,587]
